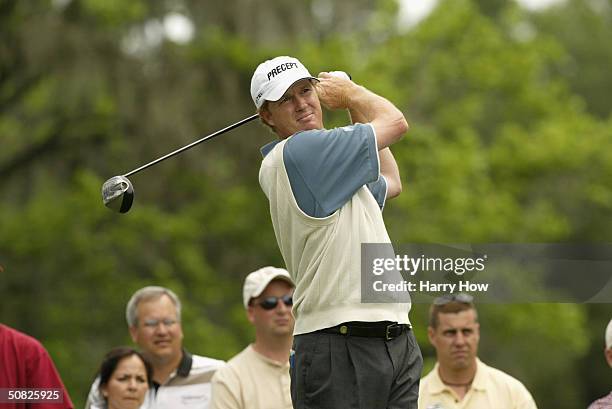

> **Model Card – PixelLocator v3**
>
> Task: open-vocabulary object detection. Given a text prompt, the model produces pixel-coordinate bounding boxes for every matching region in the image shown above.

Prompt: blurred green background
[1,0,610,407]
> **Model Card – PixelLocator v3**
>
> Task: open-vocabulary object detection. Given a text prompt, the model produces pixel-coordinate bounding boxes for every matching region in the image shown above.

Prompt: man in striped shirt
[85,286,224,409]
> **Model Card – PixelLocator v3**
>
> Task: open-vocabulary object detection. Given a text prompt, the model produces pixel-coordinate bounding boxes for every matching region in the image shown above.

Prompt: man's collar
[428,363,447,394]
[429,359,486,394]
[248,344,290,368]
[260,139,281,157]
[176,348,193,377]
[470,358,487,391]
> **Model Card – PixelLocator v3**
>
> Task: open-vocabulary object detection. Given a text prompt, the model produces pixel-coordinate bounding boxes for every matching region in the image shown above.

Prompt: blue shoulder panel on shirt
[367,175,387,210]
[283,123,380,218]
[261,139,281,157]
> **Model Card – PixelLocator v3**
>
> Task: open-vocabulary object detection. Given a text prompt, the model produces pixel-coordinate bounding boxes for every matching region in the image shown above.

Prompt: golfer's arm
[347,92,404,199]
[377,148,401,199]
[346,85,408,150]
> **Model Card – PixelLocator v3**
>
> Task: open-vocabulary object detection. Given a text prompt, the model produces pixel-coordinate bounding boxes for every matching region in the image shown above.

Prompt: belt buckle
[385,324,394,340]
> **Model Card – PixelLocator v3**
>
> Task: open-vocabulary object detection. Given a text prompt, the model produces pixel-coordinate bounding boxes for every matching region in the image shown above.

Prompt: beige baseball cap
[250,56,317,109]
[242,266,294,308]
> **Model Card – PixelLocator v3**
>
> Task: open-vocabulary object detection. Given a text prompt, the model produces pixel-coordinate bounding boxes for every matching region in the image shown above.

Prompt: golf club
[102,113,259,213]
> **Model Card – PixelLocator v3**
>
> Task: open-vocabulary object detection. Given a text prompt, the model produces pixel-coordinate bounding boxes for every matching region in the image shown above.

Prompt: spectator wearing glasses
[85,286,224,409]
[419,294,538,409]
[587,318,612,409]
[211,267,295,409]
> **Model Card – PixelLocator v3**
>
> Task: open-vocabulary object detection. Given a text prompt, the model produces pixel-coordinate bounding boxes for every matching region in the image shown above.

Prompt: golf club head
[102,176,134,213]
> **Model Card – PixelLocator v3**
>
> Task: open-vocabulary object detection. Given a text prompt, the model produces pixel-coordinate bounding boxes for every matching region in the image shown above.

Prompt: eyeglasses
[433,293,474,306]
[142,318,178,328]
[255,295,293,310]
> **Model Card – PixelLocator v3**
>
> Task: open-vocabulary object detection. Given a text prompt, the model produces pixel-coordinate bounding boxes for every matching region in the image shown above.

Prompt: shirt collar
[260,140,281,157]
[150,349,193,393]
[248,344,290,369]
[428,359,487,394]
[428,363,447,394]
[175,348,193,377]
[470,358,487,391]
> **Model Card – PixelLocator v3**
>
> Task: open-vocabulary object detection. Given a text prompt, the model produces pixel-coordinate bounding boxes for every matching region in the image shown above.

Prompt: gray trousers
[290,326,423,409]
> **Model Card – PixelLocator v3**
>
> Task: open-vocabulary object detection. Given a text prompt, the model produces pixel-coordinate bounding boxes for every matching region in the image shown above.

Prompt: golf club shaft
[124,114,259,178]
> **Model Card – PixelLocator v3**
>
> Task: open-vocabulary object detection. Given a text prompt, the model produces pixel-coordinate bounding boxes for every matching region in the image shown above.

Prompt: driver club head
[102,176,134,213]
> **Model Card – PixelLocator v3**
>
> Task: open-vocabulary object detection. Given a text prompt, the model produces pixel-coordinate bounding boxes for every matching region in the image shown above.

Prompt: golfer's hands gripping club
[316,71,356,110]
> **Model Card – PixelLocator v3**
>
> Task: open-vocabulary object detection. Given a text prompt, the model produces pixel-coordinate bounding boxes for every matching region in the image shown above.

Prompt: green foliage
[80,0,148,26]
[1,0,610,408]
[528,0,612,119]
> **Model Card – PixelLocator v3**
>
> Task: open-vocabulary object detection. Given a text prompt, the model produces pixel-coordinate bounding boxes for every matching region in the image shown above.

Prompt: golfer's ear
[260,108,275,127]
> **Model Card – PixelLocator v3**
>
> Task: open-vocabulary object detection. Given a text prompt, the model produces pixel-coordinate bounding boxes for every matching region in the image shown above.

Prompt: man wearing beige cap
[211,267,295,409]
[587,318,612,409]
[252,56,422,409]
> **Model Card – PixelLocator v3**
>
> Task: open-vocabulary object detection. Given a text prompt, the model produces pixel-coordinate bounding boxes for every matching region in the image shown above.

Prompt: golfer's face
[263,79,323,138]
[129,295,184,363]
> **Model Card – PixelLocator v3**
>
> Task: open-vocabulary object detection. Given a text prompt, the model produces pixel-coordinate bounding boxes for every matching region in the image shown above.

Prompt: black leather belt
[319,321,409,341]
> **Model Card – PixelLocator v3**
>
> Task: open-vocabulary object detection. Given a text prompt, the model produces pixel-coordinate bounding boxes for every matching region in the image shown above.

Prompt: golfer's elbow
[386,175,403,199]
[373,114,409,150]
[397,115,409,135]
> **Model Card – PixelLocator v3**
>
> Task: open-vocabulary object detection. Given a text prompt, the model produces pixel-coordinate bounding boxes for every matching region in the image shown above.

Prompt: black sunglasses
[433,293,474,306]
[255,295,293,310]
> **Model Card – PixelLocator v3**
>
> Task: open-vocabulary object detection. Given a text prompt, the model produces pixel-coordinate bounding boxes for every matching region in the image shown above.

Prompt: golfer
[252,56,422,408]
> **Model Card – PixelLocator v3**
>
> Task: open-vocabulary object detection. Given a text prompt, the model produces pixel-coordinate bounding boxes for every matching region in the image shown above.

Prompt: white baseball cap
[606,318,612,350]
[250,56,318,109]
[242,266,295,308]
